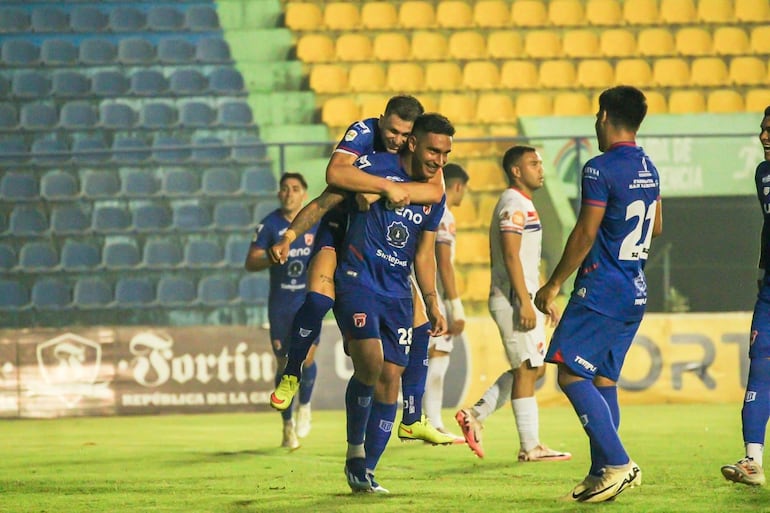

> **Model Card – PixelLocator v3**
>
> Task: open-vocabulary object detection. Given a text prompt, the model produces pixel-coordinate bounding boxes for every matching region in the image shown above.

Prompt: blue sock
[284,292,334,378]
[345,377,374,445]
[401,322,430,425]
[275,371,293,421]
[364,401,398,471]
[590,385,620,475]
[743,358,770,445]
[299,361,317,405]
[563,379,629,467]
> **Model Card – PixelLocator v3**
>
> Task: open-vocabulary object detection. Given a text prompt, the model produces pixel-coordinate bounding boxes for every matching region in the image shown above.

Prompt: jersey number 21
[619,199,656,261]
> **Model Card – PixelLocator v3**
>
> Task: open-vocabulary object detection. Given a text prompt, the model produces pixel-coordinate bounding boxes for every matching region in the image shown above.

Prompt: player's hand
[516,301,537,331]
[534,282,559,315]
[449,318,465,335]
[384,182,409,208]
[268,237,292,264]
[354,192,380,212]
[427,303,447,337]
[546,303,560,328]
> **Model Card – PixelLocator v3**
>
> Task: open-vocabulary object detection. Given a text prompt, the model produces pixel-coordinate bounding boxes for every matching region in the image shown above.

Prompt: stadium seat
[548,0,585,26]
[599,29,637,57]
[309,64,348,94]
[386,63,425,93]
[659,0,697,24]
[198,275,237,306]
[195,38,231,64]
[41,39,77,67]
[585,0,623,25]
[91,70,130,97]
[697,0,733,22]
[476,93,516,124]
[372,33,410,62]
[225,235,251,267]
[576,60,614,88]
[2,40,40,67]
[436,1,473,28]
[515,92,552,116]
[463,62,500,90]
[41,171,78,200]
[553,92,594,116]
[32,137,69,166]
[285,2,322,30]
[164,169,199,196]
[185,239,223,267]
[511,0,547,27]
[642,91,668,113]
[93,205,131,233]
[179,101,214,128]
[153,134,189,163]
[50,205,89,234]
[71,136,108,166]
[539,60,576,88]
[750,27,770,55]
[455,232,489,265]
[524,31,562,59]
[20,103,57,131]
[109,7,147,32]
[425,62,462,91]
[208,67,244,95]
[452,125,488,157]
[214,202,253,230]
[118,38,156,65]
[0,243,15,271]
[0,8,30,33]
[19,242,58,271]
[110,136,150,163]
[148,5,184,31]
[70,6,108,32]
[79,39,117,66]
[158,38,195,64]
[83,171,120,199]
[707,90,744,113]
[52,70,90,98]
[31,278,71,310]
[103,238,142,269]
[487,31,523,59]
[219,101,253,128]
[615,59,653,87]
[1,172,37,201]
[242,166,277,196]
[61,240,100,271]
[690,57,729,87]
[637,28,675,56]
[323,2,359,30]
[11,71,50,99]
[168,69,207,96]
[9,206,48,236]
[746,89,770,112]
[0,280,28,310]
[74,277,113,309]
[123,171,159,197]
[203,168,240,196]
[130,70,169,97]
[500,60,539,89]
[668,90,706,113]
[133,203,172,232]
[321,97,360,128]
[438,94,476,125]
[173,203,212,231]
[562,30,599,58]
[712,27,749,56]
[653,58,690,86]
[399,1,436,29]
[0,103,17,130]
[675,27,712,56]
[239,274,269,305]
[623,0,659,24]
[474,1,510,27]
[410,31,448,60]
[467,159,508,191]
[335,33,372,62]
[296,34,335,63]
[157,276,196,306]
[735,0,769,22]
[61,102,98,130]
[253,198,280,223]
[115,277,155,307]
[348,64,387,93]
[729,57,766,86]
[188,5,220,31]
[32,6,69,32]
[448,31,487,60]
[192,135,230,163]
[450,193,480,227]
[361,2,398,29]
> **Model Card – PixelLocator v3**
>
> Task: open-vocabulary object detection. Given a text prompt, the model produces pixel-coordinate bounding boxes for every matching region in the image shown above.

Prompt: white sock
[746,443,764,465]
[473,370,514,422]
[512,397,539,452]
[424,355,450,429]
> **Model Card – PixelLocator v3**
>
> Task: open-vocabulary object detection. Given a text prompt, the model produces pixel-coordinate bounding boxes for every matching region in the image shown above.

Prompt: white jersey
[489,187,542,302]
[435,207,456,298]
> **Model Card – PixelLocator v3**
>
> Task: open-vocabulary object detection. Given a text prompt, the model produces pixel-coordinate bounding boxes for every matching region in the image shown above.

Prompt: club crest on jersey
[344,129,358,142]
[353,313,367,328]
[304,233,314,245]
[751,330,758,345]
[764,187,770,196]
[386,221,409,248]
[423,205,432,215]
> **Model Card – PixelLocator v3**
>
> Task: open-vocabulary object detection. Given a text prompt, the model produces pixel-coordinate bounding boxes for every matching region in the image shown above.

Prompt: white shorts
[429,298,454,352]
[488,289,546,368]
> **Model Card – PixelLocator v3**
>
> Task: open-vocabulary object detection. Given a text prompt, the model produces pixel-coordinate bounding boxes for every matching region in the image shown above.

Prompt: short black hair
[764,105,770,117]
[384,95,424,122]
[443,163,468,184]
[411,113,455,138]
[598,86,647,131]
[279,172,307,189]
[501,145,537,185]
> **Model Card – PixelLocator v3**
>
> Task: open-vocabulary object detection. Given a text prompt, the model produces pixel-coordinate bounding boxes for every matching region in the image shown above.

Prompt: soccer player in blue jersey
[245,172,319,450]
[335,113,452,493]
[534,86,663,503]
[721,106,770,487]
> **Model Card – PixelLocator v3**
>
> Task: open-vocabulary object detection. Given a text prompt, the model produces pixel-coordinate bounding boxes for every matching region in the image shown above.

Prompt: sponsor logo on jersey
[762,175,770,183]
[584,166,600,177]
[344,129,358,142]
[353,313,367,327]
[376,249,408,267]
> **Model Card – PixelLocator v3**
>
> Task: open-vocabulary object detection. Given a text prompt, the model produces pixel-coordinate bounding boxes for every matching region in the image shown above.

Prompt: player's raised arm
[327,151,410,206]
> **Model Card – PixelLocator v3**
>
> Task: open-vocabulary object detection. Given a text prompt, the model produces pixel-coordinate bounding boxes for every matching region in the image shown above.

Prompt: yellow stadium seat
[449,31,487,60]
[653,58,690,86]
[285,3,322,31]
[746,89,770,113]
[372,33,410,62]
[439,94,477,125]
[524,30,562,59]
[659,0,697,24]
[638,28,675,56]
[668,90,705,113]
[623,0,659,24]
[477,194,500,222]
[539,60,575,88]
[599,29,637,57]
[488,31,524,59]
[348,64,387,93]
[296,34,335,63]
[309,64,348,94]
[548,0,585,26]
[576,60,614,88]
[418,94,440,112]
[729,56,766,86]
[697,0,734,22]
[488,125,521,155]
[500,60,538,89]
[361,2,398,30]
[467,158,508,190]
[323,2,360,31]
[511,0,548,27]
[359,95,392,117]
[689,57,728,87]
[386,63,426,92]
[451,194,481,228]
[516,92,553,116]
[474,1,511,28]
[553,92,592,116]
[675,27,712,56]
[463,62,500,90]
[335,34,372,62]
[713,27,749,56]
[411,31,448,60]
[425,62,463,91]
[462,267,491,301]
[645,91,668,113]
[453,125,489,157]
[476,93,516,123]
[614,59,653,87]
[562,30,599,58]
[735,0,770,22]
[322,98,360,129]
[585,0,622,25]
[751,27,770,55]
[399,1,435,29]
[707,90,744,113]
[455,233,490,265]
[437,1,473,28]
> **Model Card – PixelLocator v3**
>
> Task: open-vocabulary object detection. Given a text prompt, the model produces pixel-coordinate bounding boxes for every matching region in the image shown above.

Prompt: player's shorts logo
[353,313,367,327]
[386,221,409,248]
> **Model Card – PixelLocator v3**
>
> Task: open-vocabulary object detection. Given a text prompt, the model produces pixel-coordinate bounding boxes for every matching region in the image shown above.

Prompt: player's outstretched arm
[415,230,447,337]
[244,246,271,272]
[326,152,410,206]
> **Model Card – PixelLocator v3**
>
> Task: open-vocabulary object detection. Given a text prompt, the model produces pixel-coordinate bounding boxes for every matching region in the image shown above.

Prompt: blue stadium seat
[158,38,195,64]
[196,38,231,64]
[2,40,40,67]
[172,203,212,231]
[61,101,98,130]
[253,198,280,223]
[225,235,251,267]
[0,172,38,201]
[0,8,30,33]
[163,168,199,196]
[233,135,266,163]
[112,136,151,163]
[92,70,130,97]
[51,205,89,234]
[12,71,51,99]
[92,204,131,233]
[192,136,229,163]
[180,101,215,128]
[118,37,156,65]
[9,206,48,236]
[115,277,155,307]
[157,276,196,306]
[83,171,120,198]
[0,75,9,99]
[0,138,28,166]
[20,103,57,131]
[208,67,244,95]
[52,70,91,98]
[100,102,137,129]
[0,280,29,310]
[73,277,112,308]
[122,170,159,197]
[72,135,110,165]
[41,171,79,200]
[239,274,269,305]
[0,212,7,235]
[130,70,169,97]
[148,6,184,31]
[214,202,252,230]
[0,243,15,271]
[141,102,178,129]
[41,39,77,66]
[153,135,190,163]
[198,275,236,306]
[0,103,18,130]
[184,239,223,267]
[31,6,69,33]
[79,39,117,66]
[19,242,58,271]
[132,203,172,232]
[60,240,100,271]
[218,101,253,128]
[109,7,147,32]
[242,166,277,195]
[143,238,182,269]
[185,5,220,31]
[102,238,141,269]
[31,278,71,310]
[70,6,108,32]
[203,168,240,196]
[169,69,207,96]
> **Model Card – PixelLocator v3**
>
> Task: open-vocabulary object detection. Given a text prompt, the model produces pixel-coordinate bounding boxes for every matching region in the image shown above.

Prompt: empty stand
[735,0,770,22]
[488,31,523,59]
[239,274,269,304]
[74,277,113,309]
[474,1,510,28]
[563,30,600,58]
[690,57,728,87]
[399,1,436,29]
[449,31,487,60]
[436,1,473,28]
[115,277,155,307]
[361,2,398,30]
[668,90,706,114]
[61,241,101,271]
[0,280,28,310]
[549,0,585,26]
[157,276,197,307]
[707,90,744,113]
[198,275,237,306]
[31,278,71,310]
[623,0,659,24]
[586,0,623,25]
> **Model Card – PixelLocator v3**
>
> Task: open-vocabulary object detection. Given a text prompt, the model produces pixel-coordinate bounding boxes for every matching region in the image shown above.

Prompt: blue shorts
[333,282,413,367]
[312,208,347,256]
[269,297,319,358]
[750,296,770,360]
[546,301,641,381]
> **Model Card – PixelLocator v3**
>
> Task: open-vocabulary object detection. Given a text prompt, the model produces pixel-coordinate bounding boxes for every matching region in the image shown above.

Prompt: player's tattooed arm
[414,230,447,337]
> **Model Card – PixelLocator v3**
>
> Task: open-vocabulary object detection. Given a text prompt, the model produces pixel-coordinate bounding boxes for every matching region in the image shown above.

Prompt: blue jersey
[335,152,445,299]
[335,118,386,157]
[755,161,770,300]
[570,143,660,321]
[252,209,318,311]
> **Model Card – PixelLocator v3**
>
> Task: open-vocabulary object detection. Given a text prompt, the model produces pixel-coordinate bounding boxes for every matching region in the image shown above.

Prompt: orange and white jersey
[435,207,456,297]
[489,187,542,301]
